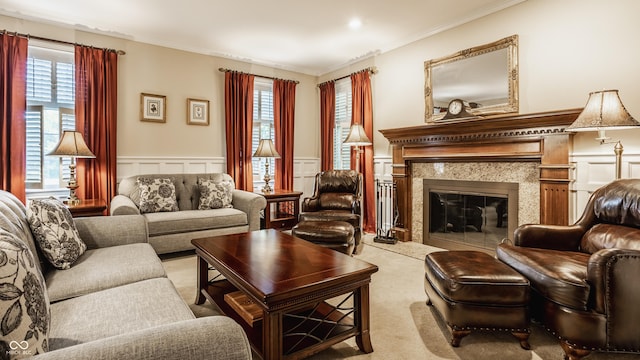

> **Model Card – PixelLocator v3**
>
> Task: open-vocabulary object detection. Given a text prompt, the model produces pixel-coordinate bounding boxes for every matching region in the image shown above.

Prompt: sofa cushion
[497,243,591,310]
[580,223,640,254]
[48,278,194,350]
[27,198,86,270]
[0,230,50,358]
[45,243,166,303]
[137,177,179,213]
[198,178,233,210]
[0,191,44,274]
[594,178,640,227]
[144,208,248,237]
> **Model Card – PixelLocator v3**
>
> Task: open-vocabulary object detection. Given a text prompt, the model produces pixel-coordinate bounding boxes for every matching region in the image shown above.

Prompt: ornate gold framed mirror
[424,35,519,123]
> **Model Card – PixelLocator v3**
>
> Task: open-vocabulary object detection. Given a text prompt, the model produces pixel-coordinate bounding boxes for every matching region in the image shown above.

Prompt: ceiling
[0,0,525,76]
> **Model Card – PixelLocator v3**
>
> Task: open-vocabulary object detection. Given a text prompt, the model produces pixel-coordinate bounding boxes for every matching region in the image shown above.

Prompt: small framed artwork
[187,98,210,126]
[140,93,166,123]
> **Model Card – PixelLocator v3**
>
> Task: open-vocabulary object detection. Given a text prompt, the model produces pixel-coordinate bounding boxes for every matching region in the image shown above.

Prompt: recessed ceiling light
[348,18,362,29]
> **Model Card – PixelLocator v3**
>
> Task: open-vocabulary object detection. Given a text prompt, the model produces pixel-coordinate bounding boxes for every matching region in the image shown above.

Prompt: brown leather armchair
[298,170,363,254]
[497,179,640,360]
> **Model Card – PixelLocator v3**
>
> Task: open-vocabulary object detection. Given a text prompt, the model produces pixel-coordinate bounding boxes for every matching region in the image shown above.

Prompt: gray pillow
[27,198,86,270]
[136,177,179,213]
[198,178,233,210]
[0,229,50,358]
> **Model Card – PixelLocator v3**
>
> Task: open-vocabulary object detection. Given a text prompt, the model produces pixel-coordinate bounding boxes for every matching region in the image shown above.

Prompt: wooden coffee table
[192,229,379,360]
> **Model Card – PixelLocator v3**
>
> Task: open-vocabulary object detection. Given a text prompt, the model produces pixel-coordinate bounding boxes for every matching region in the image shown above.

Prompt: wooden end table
[192,229,378,360]
[64,198,106,217]
[258,189,303,230]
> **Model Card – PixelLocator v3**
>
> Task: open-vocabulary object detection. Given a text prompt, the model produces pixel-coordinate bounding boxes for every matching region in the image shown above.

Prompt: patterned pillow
[27,198,87,270]
[198,179,233,210]
[0,230,50,358]
[137,178,179,213]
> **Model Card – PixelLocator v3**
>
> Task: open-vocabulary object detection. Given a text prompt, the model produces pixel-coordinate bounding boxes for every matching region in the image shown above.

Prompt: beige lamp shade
[47,130,96,158]
[566,90,640,132]
[343,123,372,146]
[252,139,281,158]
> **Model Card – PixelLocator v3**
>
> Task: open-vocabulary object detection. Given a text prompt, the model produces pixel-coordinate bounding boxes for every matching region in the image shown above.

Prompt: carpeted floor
[161,235,638,360]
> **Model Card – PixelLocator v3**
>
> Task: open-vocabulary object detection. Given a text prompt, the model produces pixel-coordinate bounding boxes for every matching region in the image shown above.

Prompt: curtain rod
[317,66,378,88]
[1,30,126,55]
[218,68,299,84]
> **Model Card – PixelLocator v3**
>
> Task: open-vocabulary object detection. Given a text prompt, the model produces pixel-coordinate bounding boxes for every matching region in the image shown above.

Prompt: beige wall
[1,14,319,160]
[322,0,640,157]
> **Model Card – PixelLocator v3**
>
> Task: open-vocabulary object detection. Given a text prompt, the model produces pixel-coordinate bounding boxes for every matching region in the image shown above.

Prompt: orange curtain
[224,71,255,191]
[273,79,296,190]
[351,70,375,233]
[319,81,335,171]
[75,46,118,213]
[0,34,27,202]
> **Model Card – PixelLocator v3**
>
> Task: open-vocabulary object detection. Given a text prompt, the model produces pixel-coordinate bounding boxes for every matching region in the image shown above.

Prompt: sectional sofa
[0,190,251,359]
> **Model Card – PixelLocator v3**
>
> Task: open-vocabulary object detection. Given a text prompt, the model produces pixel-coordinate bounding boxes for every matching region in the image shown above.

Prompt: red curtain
[0,34,27,202]
[319,81,335,171]
[75,46,118,213]
[224,72,255,191]
[273,79,296,191]
[351,71,375,233]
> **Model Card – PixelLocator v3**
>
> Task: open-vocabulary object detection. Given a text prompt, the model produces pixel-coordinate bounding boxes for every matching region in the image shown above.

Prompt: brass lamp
[343,123,372,173]
[566,90,640,179]
[252,139,281,193]
[47,130,96,203]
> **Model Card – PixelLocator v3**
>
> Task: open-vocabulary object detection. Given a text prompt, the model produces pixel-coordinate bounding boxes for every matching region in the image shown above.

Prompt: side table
[258,189,302,230]
[65,198,107,217]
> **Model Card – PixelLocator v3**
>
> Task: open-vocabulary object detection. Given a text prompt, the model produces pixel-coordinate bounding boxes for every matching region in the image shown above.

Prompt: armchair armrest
[36,317,252,360]
[587,248,640,317]
[74,215,148,249]
[232,189,267,231]
[110,194,141,216]
[302,196,320,212]
[513,223,586,251]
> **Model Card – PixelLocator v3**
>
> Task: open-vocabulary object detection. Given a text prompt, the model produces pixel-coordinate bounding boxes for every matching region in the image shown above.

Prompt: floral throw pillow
[0,230,50,358]
[198,179,233,210]
[137,178,179,213]
[27,198,87,270]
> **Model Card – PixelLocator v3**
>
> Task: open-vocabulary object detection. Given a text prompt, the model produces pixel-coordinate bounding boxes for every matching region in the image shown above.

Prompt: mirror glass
[425,35,519,123]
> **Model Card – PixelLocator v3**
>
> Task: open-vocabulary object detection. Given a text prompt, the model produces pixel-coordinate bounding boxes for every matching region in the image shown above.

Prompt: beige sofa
[110,173,267,254]
[0,190,251,359]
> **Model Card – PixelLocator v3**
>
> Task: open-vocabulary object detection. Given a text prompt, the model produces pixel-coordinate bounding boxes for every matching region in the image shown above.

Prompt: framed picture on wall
[187,98,210,126]
[140,93,166,123]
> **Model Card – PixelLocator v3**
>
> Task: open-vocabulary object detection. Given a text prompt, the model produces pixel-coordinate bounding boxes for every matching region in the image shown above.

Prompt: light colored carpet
[161,235,637,360]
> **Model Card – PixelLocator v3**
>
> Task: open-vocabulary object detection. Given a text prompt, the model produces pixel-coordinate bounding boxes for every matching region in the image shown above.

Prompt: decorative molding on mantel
[379,108,582,146]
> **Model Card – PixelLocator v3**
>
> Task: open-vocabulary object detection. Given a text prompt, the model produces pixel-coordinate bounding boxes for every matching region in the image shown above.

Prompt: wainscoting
[117,156,321,202]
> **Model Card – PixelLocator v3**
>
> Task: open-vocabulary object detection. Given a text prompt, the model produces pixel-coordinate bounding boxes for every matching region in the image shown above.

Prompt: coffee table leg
[355,284,374,353]
[262,311,282,360]
[195,255,207,305]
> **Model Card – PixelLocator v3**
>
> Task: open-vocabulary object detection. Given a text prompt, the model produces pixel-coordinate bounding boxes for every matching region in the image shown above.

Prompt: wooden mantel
[379,108,582,242]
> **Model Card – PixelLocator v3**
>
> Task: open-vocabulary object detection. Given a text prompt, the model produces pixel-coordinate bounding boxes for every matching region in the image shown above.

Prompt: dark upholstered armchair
[497,179,640,360]
[299,170,363,254]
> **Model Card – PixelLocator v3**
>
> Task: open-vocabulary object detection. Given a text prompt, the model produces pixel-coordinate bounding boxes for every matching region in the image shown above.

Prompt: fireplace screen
[424,180,518,251]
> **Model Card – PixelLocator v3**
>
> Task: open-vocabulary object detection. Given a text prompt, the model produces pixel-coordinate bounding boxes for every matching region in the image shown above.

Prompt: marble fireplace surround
[379,109,581,243]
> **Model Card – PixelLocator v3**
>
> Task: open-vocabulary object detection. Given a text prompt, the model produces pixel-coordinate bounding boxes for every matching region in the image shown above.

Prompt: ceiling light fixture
[348,18,362,29]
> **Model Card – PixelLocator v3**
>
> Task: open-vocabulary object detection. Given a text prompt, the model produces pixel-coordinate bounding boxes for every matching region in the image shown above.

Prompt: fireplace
[424,179,518,251]
[379,109,581,243]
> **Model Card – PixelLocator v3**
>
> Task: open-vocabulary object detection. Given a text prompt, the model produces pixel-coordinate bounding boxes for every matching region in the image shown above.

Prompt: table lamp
[252,139,280,193]
[47,130,96,203]
[566,90,640,179]
[343,123,372,173]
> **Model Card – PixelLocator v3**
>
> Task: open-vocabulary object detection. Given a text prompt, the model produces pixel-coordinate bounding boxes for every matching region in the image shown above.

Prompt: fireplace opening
[424,179,518,251]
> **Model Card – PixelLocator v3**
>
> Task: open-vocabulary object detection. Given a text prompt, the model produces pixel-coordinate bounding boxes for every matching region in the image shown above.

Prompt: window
[252,79,275,190]
[25,44,75,193]
[333,78,352,170]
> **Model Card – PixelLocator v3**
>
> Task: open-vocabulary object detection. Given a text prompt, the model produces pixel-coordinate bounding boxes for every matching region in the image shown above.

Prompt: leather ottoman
[424,250,531,349]
[291,220,355,255]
